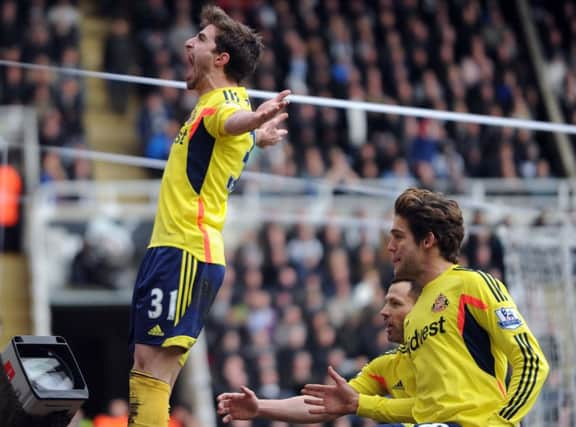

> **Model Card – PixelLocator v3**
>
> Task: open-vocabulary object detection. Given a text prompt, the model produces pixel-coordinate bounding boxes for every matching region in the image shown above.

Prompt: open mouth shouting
[185,51,196,88]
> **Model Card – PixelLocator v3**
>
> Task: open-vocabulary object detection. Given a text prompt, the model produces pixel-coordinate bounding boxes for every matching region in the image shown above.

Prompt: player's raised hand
[254,89,291,125]
[256,112,288,148]
[224,89,291,135]
[301,366,359,416]
[216,386,259,423]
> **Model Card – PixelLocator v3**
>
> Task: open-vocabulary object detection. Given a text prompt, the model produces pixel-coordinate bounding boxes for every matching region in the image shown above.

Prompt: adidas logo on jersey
[148,325,164,336]
[392,380,404,390]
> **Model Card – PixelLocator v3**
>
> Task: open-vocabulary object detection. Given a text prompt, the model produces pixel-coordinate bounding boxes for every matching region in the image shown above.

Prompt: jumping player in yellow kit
[128,5,290,426]
[302,188,549,427]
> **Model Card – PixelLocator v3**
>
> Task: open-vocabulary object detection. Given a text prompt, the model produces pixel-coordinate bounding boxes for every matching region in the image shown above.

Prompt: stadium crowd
[117,0,556,191]
[0,0,90,183]
[535,2,576,138]
[0,0,568,197]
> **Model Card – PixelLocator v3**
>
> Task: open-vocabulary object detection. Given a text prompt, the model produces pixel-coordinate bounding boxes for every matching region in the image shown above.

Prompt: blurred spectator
[54,77,84,135]
[325,147,359,188]
[0,1,20,49]
[49,3,80,55]
[137,92,172,153]
[213,354,250,397]
[93,398,128,427]
[1,66,27,104]
[464,210,505,278]
[168,1,196,57]
[245,289,276,336]
[0,163,23,252]
[131,0,171,34]
[145,118,180,163]
[169,404,199,427]
[41,151,68,183]
[286,223,323,276]
[275,321,308,390]
[285,349,317,394]
[257,366,284,399]
[67,408,92,427]
[23,23,54,62]
[103,17,135,114]
[47,0,81,33]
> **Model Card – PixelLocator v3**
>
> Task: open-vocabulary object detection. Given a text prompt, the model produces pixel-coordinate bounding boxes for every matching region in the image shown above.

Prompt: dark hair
[200,5,263,83]
[388,276,421,301]
[394,187,464,263]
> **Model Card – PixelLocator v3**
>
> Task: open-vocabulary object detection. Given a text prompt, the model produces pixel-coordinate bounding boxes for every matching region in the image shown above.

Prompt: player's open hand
[256,112,288,148]
[254,89,291,126]
[216,386,259,423]
[301,366,359,416]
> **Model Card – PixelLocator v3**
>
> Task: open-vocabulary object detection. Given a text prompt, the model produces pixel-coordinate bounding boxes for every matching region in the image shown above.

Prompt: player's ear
[215,52,230,67]
[422,231,436,249]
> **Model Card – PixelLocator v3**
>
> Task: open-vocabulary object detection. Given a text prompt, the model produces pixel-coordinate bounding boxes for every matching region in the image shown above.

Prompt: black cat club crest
[432,294,449,312]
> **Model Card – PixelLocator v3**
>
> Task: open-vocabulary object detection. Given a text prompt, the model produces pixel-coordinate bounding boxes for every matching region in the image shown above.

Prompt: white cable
[3,60,576,135]
[43,145,396,196]
[45,146,167,170]
[44,145,543,215]
[0,60,187,89]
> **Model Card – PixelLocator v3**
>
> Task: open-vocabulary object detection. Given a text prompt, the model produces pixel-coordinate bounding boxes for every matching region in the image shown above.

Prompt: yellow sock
[128,370,171,427]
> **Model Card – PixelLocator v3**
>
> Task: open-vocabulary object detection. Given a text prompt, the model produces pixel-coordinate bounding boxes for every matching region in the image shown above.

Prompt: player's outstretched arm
[216,385,336,424]
[255,112,288,148]
[224,90,291,135]
[302,366,417,423]
[302,366,359,416]
[217,386,258,423]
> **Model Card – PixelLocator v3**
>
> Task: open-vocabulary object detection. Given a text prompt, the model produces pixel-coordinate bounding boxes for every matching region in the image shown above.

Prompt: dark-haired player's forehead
[206,24,216,36]
[390,215,411,236]
[386,281,411,301]
[194,24,217,42]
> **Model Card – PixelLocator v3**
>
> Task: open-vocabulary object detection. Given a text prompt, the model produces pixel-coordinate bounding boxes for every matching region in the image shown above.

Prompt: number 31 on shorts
[148,288,178,321]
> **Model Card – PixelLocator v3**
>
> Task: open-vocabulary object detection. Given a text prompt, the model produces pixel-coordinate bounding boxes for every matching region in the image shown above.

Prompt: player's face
[380,281,415,343]
[184,24,218,90]
[387,215,425,280]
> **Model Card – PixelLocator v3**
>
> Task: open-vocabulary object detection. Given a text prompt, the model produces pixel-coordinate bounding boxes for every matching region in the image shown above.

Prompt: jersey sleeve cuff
[487,413,516,426]
[356,394,383,418]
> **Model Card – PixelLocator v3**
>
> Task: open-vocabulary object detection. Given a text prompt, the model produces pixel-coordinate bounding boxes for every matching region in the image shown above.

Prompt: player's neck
[419,258,454,289]
[196,73,238,96]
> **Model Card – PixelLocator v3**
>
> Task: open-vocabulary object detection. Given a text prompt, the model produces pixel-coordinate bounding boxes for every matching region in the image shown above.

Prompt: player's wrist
[348,393,359,415]
[254,129,263,147]
[255,398,269,418]
[254,111,270,130]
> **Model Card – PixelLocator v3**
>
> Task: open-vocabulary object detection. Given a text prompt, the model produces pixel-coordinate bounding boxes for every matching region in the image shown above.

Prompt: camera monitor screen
[20,357,74,391]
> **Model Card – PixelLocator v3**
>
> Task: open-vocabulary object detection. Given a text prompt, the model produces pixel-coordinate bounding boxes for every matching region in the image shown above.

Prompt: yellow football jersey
[350,346,415,398]
[403,265,549,427]
[149,86,254,265]
[352,347,417,423]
